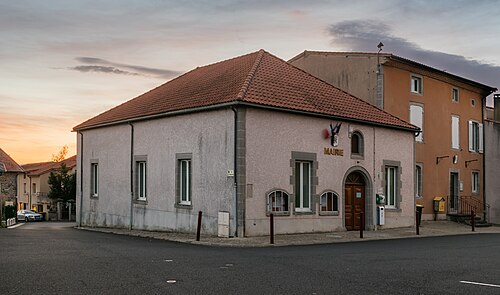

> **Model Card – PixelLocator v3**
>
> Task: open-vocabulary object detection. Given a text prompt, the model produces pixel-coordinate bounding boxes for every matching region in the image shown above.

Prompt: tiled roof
[22,155,77,176]
[0,148,23,173]
[74,50,417,131]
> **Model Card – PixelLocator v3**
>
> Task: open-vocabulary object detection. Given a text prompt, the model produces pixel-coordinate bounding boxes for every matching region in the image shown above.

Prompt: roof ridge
[236,49,266,100]
[0,147,24,172]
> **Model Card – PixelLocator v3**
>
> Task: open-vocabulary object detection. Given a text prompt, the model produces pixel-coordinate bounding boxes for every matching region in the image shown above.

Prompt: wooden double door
[345,172,365,231]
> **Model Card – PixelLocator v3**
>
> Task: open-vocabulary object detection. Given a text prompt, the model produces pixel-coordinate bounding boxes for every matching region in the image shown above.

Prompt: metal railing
[447,195,486,216]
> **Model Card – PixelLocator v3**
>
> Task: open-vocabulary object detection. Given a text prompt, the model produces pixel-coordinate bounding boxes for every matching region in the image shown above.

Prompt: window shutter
[478,123,484,153]
[451,116,459,149]
[468,121,473,152]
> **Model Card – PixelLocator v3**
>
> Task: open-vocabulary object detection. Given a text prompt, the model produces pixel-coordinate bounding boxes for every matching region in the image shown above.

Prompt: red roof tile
[0,148,23,173]
[22,155,76,176]
[74,50,417,131]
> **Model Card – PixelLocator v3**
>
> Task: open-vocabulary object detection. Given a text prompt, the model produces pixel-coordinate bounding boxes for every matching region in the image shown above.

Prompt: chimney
[495,94,500,121]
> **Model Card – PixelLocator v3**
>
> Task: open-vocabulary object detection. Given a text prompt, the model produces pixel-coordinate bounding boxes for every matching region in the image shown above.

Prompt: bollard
[416,210,420,235]
[471,210,475,232]
[359,211,364,239]
[196,211,202,241]
[270,213,274,244]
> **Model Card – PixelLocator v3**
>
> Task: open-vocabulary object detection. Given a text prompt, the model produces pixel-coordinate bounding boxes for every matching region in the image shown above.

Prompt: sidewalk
[78,221,500,247]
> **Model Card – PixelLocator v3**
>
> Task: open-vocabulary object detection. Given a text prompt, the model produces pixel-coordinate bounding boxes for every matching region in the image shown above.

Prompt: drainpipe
[482,95,486,222]
[231,107,238,237]
[129,122,134,230]
[78,131,84,227]
[29,176,32,210]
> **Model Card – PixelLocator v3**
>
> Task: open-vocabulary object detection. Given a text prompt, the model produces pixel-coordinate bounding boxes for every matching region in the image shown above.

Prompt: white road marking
[460,281,500,288]
[7,223,24,229]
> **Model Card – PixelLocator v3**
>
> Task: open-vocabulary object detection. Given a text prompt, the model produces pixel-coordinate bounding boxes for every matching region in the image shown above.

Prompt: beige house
[74,50,418,236]
[17,156,76,213]
[290,51,497,221]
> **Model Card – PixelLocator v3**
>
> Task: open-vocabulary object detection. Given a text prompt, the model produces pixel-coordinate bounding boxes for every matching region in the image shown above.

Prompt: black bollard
[270,213,274,244]
[196,211,202,241]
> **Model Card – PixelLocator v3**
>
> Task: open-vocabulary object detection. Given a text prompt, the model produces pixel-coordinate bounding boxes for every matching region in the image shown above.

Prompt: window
[410,104,424,142]
[452,88,460,102]
[471,98,476,107]
[23,183,26,194]
[472,171,479,194]
[385,166,398,208]
[415,164,423,198]
[411,75,422,94]
[136,161,147,201]
[91,162,98,197]
[32,183,36,194]
[452,115,460,149]
[468,121,483,153]
[320,192,339,213]
[178,159,192,205]
[294,161,311,212]
[351,131,364,157]
[267,190,289,214]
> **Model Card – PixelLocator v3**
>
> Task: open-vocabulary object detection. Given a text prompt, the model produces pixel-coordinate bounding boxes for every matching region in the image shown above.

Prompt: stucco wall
[77,109,236,235]
[244,108,415,236]
[485,120,500,224]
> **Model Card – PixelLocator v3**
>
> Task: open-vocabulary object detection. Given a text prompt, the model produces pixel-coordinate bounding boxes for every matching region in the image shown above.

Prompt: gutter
[129,122,134,230]
[78,131,84,227]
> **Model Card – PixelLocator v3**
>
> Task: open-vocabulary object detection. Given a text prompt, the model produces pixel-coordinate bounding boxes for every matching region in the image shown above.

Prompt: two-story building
[74,50,418,237]
[485,95,500,224]
[17,156,76,213]
[290,51,497,220]
[0,148,23,213]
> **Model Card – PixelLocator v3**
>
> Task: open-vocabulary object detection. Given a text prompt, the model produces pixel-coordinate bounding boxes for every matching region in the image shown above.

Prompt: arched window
[351,131,364,157]
[320,191,339,213]
[267,190,289,214]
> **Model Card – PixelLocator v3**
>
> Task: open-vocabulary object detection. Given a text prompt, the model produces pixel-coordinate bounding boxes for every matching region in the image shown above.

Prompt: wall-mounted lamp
[436,155,449,165]
[453,155,458,164]
[465,159,478,168]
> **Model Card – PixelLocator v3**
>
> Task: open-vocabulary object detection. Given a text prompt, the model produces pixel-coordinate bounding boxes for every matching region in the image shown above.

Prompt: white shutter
[468,121,474,152]
[410,105,423,142]
[478,123,484,153]
[451,116,460,149]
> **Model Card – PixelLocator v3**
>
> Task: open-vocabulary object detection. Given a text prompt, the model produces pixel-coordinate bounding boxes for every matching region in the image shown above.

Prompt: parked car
[17,210,43,222]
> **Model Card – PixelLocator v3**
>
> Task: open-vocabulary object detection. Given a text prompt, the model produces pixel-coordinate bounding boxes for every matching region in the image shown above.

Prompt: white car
[17,210,43,222]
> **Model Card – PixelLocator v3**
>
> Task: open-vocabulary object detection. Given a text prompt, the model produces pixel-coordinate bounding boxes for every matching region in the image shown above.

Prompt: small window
[415,165,423,198]
[23,183,26,194]
[472,171,479,194]
[267,190,289,214]
[411,75,422,94]
[351,131,364,157]
[452,88,460,102]
[136,161,147,201]
[91,162,98,197]
[179,159,192,205]
[385,166,398,208]
[471,99,476,107]
[320,192,339,213]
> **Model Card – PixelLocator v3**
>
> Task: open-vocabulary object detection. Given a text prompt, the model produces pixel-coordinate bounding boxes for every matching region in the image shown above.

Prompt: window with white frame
[267,190,289,214]
[320,191,339,213]
[468,121,483,153]
[452,88,460,102]
[179,159,192,205]
[410,104,424,142]
[294,161,311,212]
[136,161,147,201]
[472,171,479,194]
[452,115,460,149]
[385,166,398,208]
[411,75,422,94]
[91,162,98,197]
[415,164,423,198]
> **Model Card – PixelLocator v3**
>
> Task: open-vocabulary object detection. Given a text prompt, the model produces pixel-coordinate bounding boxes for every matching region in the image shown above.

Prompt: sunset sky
[1,0,499,164]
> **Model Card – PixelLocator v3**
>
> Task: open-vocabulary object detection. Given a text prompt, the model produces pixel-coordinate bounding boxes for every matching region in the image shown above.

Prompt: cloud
[73,57,182,79]
[327,19,499,101]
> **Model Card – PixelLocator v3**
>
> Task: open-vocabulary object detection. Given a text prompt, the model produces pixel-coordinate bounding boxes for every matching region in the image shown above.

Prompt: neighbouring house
[73,50,418,237]
[0,148,24,214]
[17,156,77,214]
[289,51,497,221]
[485,95,500,224]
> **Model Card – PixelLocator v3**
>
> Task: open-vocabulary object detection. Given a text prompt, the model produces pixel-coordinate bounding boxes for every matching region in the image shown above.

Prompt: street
[1,222,500,294]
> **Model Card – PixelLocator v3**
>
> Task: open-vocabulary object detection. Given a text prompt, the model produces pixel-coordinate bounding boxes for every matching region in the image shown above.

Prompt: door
[345,172,366,231]
[449,172,459,212]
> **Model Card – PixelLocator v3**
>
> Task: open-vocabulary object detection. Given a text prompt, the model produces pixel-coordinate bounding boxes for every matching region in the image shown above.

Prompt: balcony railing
[447,195,486,216]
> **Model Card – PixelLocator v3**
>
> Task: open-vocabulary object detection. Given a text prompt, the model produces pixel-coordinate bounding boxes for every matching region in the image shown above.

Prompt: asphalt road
[1,222,500,294]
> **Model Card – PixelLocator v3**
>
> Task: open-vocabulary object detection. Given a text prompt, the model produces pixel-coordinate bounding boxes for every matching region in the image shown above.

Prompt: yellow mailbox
[433,197,445,213]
